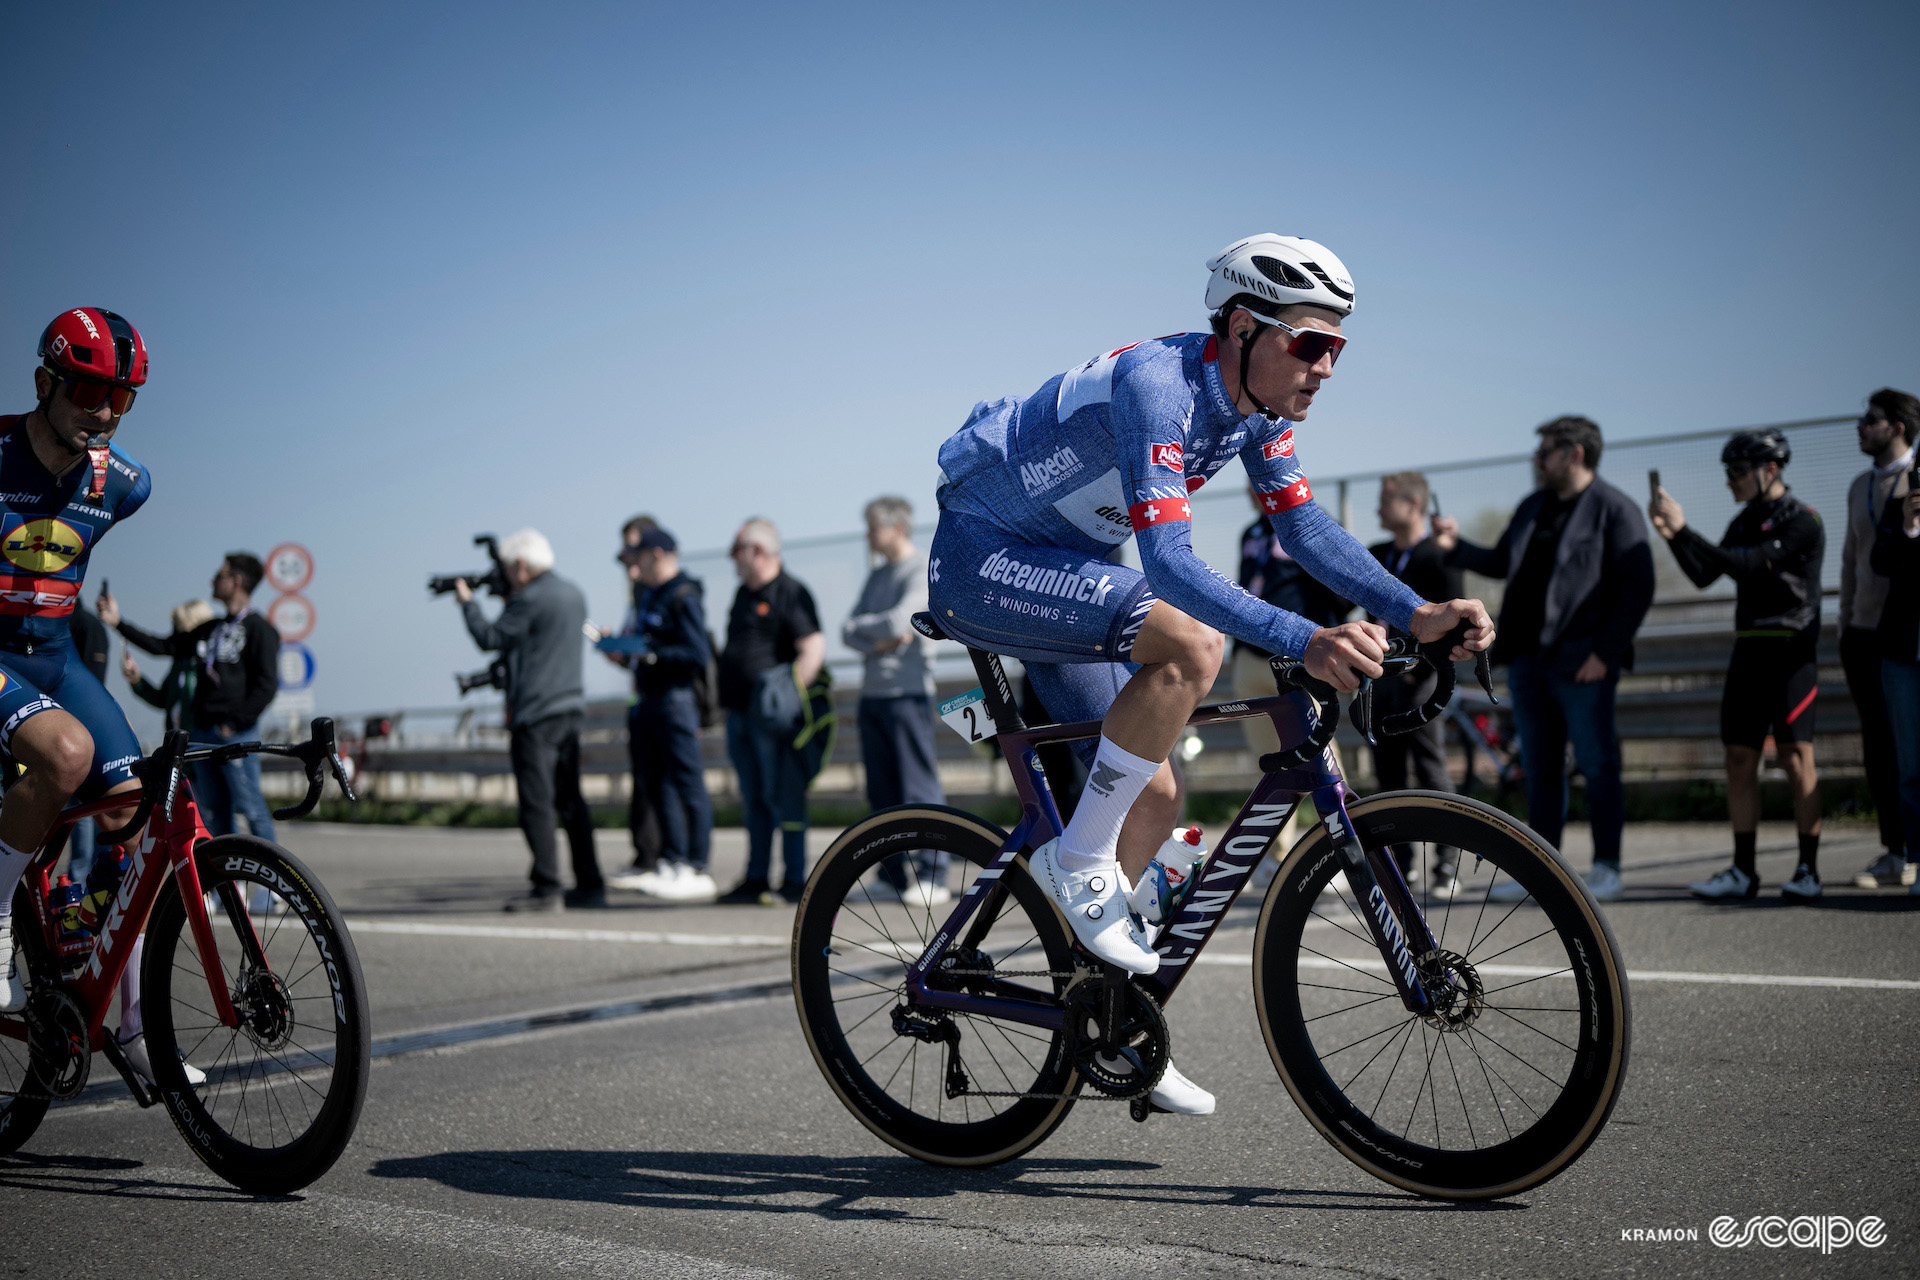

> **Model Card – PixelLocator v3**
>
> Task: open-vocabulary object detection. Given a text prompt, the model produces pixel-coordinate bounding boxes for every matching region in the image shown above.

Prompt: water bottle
[1128,825,1209,929]
[51,875,91,973]
[78,845,131,933]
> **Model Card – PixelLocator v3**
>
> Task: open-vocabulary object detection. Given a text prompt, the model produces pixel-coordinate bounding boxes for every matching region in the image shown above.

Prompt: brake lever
[328,750,358,803]
[1349,674,1379,747]
[1473,650,1499,704]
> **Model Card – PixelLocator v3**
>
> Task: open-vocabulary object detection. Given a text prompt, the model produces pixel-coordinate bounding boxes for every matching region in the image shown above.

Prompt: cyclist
[0,310,158,1055]
[930,235,1494,1113]
[1650,430,1825,900]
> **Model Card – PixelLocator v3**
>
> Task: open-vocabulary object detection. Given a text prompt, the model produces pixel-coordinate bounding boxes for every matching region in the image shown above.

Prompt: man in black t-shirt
[1368,473,1465,894]
[718,518,825,904]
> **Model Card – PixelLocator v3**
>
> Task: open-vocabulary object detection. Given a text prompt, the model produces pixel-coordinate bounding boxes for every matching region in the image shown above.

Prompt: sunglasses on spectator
[1859,411,1889,428]
[1254,315,1347,366]
[57,373,137,417]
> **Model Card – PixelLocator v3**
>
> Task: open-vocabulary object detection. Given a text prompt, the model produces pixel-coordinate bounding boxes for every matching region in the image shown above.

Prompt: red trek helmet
[39,308,149,388]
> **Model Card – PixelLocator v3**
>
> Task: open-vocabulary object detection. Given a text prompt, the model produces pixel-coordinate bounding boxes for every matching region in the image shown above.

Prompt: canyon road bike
[0,720,368,1194]
[793,618,1630,1200]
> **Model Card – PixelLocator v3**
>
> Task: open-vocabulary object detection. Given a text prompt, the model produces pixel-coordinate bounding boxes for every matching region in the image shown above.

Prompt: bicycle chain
[921,967,1160,1102]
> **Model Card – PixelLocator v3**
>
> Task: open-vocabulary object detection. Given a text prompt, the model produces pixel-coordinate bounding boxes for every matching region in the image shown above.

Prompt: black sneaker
[765,881,804,906]
[564,886,610,909]
[504,890,565,914]
[717,878,771,905]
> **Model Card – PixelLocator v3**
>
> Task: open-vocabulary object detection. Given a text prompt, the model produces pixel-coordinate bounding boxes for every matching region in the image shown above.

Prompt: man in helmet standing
[1651,430,1826,901]
[0,310,153,1030]
[930,236,1494,1116]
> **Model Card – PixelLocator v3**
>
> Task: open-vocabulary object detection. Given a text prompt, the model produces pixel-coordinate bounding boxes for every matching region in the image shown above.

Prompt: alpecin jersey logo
[1148,443,1184,471]
[1262,430,1296,460]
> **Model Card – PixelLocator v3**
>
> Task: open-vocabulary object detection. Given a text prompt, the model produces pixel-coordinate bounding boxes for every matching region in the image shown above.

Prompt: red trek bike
[0,719,368,1194]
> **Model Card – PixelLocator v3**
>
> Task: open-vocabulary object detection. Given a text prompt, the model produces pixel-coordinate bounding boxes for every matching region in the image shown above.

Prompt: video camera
[429,534,512,599]
[455,658,508,697]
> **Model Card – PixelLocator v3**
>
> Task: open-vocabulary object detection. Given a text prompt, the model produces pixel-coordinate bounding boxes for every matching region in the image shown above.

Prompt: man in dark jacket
[1435,416,1654,901]
[1652,430,1825,901]
[455,528,602,912]
[103,553,282,841]
[603,527,715,901]
[1871,474,1920,896]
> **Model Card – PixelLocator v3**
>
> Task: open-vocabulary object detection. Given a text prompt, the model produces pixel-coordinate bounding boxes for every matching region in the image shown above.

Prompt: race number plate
[939,687,997,743]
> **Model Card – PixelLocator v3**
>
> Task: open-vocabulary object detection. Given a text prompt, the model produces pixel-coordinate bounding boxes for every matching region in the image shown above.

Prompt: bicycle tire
[142,835,371,1194]
[793,806,1082,1167]
[0,887,50,1155]
[1253,791,1630,1200]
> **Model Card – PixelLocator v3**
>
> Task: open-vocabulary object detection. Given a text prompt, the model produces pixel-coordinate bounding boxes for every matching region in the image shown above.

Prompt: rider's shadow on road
[368,1149,1471,1215]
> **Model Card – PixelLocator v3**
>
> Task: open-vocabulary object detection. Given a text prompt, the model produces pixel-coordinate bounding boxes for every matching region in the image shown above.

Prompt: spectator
[717,518,825,906]
[120,598,216,732]
[62,598,113,882]
[603,527,716,901]
[1367,472,1464,896]
[1869,452,1920,897]
[1434,416,1654,902]
[1841,390,1918,888]
[102,554,282,844]
[453,528,604,913]
[842,496,948,907]
[612,513,665,883]
[1652,431,1826,901]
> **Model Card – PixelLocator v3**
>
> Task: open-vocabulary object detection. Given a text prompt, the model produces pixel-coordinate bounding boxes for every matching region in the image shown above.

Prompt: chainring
[27,989,91,1101]
[1061,977,1169,1099]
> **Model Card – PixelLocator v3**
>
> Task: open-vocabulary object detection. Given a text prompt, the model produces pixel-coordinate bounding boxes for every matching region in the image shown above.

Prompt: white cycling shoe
[0,915,25,1014]
[119,1032,208,1089]
[1030,840,1158,974]
[1147,1058,1215,1115]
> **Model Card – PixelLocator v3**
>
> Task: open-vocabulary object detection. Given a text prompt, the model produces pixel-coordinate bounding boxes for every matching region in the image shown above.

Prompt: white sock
[0,838,31,922]
[1058,738,1161,872]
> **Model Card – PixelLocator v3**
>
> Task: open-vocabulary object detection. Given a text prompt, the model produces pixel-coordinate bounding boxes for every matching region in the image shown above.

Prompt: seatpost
[968,648,1027,735]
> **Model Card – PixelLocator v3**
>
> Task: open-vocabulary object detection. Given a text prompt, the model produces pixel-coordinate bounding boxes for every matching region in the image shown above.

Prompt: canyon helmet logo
[2,519,86,574]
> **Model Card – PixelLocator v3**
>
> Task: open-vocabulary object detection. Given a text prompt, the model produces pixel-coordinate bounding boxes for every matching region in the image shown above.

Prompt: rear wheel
[793,806,1081,1167]
[1253,792,1630,1199]
[0,887,50,1155]
[142,835,370,1194]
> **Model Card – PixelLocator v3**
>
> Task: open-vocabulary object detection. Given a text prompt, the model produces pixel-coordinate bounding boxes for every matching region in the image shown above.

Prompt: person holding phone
[1650,429,1826,901]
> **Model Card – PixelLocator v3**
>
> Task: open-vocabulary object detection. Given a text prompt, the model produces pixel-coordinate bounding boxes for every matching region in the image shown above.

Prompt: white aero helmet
[1205,234,1355,319]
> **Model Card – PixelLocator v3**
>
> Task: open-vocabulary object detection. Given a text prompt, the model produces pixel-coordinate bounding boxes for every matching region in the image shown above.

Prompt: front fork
[170,824,250,1030]
[1313,786,1439,1016]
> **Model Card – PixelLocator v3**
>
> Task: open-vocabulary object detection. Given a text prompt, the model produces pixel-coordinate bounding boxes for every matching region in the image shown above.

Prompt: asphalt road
[2,818,1916,1279]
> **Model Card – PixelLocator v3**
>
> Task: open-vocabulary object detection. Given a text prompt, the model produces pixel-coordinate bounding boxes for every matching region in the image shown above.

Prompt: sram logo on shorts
[2,518,86,574]
[1262,430,1296,461]
[977,549,1116,605]
[1149,443,1184,471]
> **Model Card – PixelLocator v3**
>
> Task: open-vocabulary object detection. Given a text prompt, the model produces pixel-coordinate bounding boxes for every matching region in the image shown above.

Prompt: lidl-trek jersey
[933,332,1422,663]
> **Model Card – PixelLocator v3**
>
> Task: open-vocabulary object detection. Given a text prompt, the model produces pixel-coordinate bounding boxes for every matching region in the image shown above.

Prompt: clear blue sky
[3,1,1915,726]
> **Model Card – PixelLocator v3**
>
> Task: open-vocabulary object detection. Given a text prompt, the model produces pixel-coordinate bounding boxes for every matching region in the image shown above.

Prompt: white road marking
[346,918,1920,991]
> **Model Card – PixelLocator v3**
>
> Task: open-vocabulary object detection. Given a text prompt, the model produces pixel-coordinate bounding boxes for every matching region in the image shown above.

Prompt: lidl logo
[2,519,86,573]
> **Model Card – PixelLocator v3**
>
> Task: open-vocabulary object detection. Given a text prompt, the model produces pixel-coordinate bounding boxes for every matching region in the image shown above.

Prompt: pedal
[99,1033,157,1108]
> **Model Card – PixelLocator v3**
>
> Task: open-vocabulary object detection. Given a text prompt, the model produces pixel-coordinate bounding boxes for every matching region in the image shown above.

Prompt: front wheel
[0,887,51,1155]
[1253,792,1630,1199]
[142,835,371,1194]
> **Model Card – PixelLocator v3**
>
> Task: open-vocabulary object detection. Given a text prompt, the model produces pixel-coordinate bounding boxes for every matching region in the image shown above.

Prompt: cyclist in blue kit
[930,236,1494,1113]
[0,310,153,1017]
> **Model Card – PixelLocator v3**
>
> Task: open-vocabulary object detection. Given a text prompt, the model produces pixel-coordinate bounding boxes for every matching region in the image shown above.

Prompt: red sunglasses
[58,373,138,417]
[1261,315,1347,366]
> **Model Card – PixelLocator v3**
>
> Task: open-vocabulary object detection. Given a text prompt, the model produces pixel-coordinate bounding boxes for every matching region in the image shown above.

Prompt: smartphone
[1429,492,1442,519]
[1648,469,1661,498]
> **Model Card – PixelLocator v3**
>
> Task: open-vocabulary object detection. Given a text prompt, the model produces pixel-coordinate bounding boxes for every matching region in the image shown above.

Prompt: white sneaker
[1148,1058,1215,1115]
[1688,864,1756,901]
[653,864,718,902]
[1851,852,1914,889]
[609,866,665,894]
[902,876,952,911]
[1029,840,1158,974]
[119,1031,208,1088]
[1584,863,1623,902]
[0,914,25,1014]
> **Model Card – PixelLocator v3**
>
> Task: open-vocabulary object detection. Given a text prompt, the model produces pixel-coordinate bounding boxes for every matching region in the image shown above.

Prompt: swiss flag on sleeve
[1256,480,1314,515]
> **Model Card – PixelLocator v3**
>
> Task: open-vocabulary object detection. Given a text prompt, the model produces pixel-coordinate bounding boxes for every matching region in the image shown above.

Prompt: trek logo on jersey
[1263,430,1296,461]
[1149,443,1184,471]
[977,549,1116,605]
[1,518,87,574]
[0,575,79,617]
[1257,480,1314,514]
[1128,498,1192,529]
[1020,445,1084,497]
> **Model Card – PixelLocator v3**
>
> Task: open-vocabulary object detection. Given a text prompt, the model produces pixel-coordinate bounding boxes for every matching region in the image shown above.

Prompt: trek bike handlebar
[1262,624,1497,771]
[95,717,358,845]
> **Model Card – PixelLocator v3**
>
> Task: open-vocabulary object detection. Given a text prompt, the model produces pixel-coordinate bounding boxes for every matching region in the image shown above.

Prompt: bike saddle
[910,611,949,641]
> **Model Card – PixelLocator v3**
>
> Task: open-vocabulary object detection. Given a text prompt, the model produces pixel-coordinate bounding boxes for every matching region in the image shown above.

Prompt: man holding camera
[453,528,604,912]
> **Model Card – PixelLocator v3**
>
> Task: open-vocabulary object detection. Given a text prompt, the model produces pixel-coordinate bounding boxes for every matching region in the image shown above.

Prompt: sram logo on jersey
[1262,430,1296,461]
[1019,445,1084,497]
[1149,443,1184,471]
[977,550,1116,605]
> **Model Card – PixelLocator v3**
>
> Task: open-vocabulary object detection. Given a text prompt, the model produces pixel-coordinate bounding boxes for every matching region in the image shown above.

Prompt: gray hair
[498,527,555,574]
[737,517,780,556]
[863,495,914,530]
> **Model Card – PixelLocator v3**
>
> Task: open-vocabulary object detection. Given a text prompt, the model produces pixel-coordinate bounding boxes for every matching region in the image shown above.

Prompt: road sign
[279,641,315,691]
[265,543,314,594]
[268,593,315,643]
